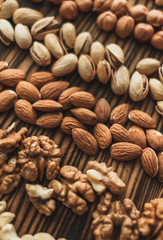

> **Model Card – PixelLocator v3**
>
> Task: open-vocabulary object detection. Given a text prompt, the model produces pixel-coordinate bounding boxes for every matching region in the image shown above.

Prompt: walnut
[48,165,95,215]
[138,198,163,238]
[0,123,27,153]
[0,156,21,194]
[25,184,56,216]
[86,161,126,195]
[18,136,61,181]
[91,192,140,240]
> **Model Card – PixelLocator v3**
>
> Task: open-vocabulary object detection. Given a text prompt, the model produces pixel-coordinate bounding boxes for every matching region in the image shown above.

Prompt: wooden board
[0,0,163,239]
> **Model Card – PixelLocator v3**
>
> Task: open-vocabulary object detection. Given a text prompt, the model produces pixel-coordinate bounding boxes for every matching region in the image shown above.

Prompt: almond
[14,99,37,124]
[58,87,82,110]
[110,103,131,125]
[110,142,142,161]
[0,90,18,112]
[36,112,63,128]
[157,152,163,182]
[70,91,96,109]
[16,81,41,103]
[29,71,55,89]
[128,110,156,128]
[40,81,69,100]
[129,125,147,148]
[72,128,99,155]
[0,69,26,87]
[33,100,62,112]
[60,116,87,135]
[146,129,163,151]
[0,61,8,72]
[93,123,112,149]
[110,123,133,143]
[70,108,97,125]
[141,147,158,177]
[94,98,111,123]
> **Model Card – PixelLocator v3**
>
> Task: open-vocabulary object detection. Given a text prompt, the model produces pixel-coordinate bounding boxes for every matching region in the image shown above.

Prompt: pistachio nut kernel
[155,101,163,116]
[74,31,92,55]
[149,78,163,101]
[60,22,76,49]
[97,60,111,84]
[111,65,129,95]
[30,41,51,66]
[31,16,59,40]
[0,19,14,45]
[44,33,67,59]
[78,54,96,82]
[90,41,105,66]
[136,58,160,76]
[159,65,163,83]
[0,0,19,19]
[15,24,32,49]
[106,43,124,69]
[129,71,149,101]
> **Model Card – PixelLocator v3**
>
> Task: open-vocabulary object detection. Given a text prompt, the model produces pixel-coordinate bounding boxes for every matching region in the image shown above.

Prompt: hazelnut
[129,4,148,22]
[48,0,62,4]
[151,31,163,50]
[93,0,111,13]
[75,0,93,12]
[111,0,128,17]
[97,11,117,31]
[115,16,135,39]
[59,1,78,20]
[155,0,163,6]
[146,9,163,27]
[134,23,154,42]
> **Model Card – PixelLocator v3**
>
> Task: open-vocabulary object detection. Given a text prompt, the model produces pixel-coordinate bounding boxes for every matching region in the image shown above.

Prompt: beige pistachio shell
[136,58,160,76]
[15,24,32,49]
[78,54,96,82]
[60,22,76,49]
[30,41,51,66]
[159,64,163,83]
[74,31,92,55]
[0,0,19,19]
[129,71,149,101]
[106,43,125,69]
[149,78,163,101]
[0,19,14,45]
[155,101,163,116]
[97,60,111,84]
[90,41,105,66]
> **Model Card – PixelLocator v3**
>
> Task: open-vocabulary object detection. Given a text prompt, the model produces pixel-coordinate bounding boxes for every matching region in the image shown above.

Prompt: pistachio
[90,41,105,66]
[0,0,19,19]
[13,8,44,26]
[78,54,96,82]
[44,33,67,59]
[31,16,59,40]
[111,65,129,95]
[155,101,163,116]
[30,41,51,66]
[106,43,125,69]
[96,11,117,31]
[134,23,154,42]
[136,58,160,76]
[74,31,92,55]
[51,53,78,77]
[149,78,163,101]
[129,71,149,101]
[0,19,14,45]
[60,22,76,49]
[151,31,163,51]
[97,60,111,84]
[59,1,78,20]
[159,65,163,83]
[15,24,32,49]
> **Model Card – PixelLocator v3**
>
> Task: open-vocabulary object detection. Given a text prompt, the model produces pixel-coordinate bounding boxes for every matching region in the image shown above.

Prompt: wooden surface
[0,0,163,239]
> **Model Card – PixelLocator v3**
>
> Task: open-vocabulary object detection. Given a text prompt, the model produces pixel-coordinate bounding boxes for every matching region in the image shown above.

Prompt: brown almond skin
[141,147,158,178]
[157,152,163,182]
[40,81,69,100]
[110,142,142,161]
[16,81,41,103]
[14,99,37,124]
[93,123,112,149]
[29,72,55,89]
[94,98,111,123]
[129,125,147,149]
[128,110,156,129]
[0,69,26,87]
[71,108,97,125]
[58,87,82,110]
[110,103,131,126]
[60,116,87,135]
[70,91,96,109]
[36,112,63,128]
[33,100,62,112]
[146,129,163,151]
[72,128,99,155]
[0,90,18,112]
[110,124,133,143]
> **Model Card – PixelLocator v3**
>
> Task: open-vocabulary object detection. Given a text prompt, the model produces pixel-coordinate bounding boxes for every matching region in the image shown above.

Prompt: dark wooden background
[0,0,163,239]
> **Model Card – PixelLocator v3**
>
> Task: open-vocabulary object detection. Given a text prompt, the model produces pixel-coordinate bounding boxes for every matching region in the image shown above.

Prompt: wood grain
[0,0,163,239]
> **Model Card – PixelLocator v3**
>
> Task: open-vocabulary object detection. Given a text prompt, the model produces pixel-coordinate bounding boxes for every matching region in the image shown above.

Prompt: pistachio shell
[149,78,163,101]
[0,0,19,19]
[106,43,125,69]
[15,24,32,49]
[78,54,96,82]
[74,31,92,55]
[90,41,105,66]
[60,22,76,49]
[155,101,163,116]
[30,41,51,66]
[97,60,111,84]
[136,58,160,76]
[0,19,14,45]
[159,64,163,83]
